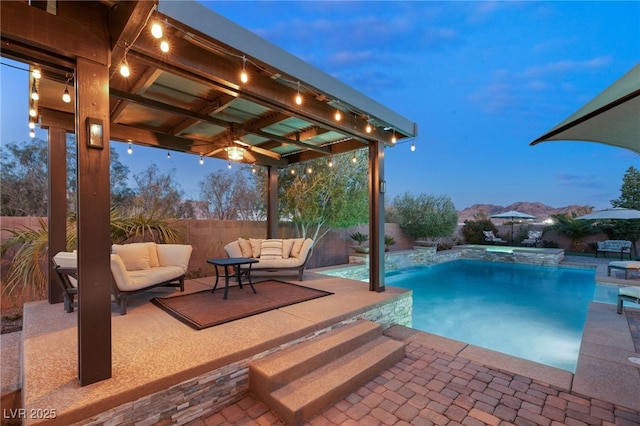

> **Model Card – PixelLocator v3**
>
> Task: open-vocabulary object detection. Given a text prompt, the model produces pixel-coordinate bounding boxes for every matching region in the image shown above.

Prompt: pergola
[1,0,416,385]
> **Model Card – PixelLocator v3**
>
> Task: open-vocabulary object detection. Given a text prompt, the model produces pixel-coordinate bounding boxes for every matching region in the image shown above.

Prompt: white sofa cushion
[156,244,192,270]
[291,238,305,258]
[112,244,150,271]
[282,239,294,259]
[249,238,262,258]
[52,251,78,287]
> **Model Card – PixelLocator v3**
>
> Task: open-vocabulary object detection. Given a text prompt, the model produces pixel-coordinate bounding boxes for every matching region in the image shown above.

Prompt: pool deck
[2,255,639,425]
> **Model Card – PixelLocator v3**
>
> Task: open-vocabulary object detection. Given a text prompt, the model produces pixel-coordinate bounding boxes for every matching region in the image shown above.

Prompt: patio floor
[2,255,640,425]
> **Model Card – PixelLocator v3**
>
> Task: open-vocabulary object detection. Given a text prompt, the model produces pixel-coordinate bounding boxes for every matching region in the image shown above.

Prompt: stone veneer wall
[71,293,412,426]
[454,246,564,266]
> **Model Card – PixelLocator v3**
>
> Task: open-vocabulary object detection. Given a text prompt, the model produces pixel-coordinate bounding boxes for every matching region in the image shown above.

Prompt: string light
[29,100,37,117]
[30,79,39,101]
[167,151,171,159]
[28,121,36,130]
[290,169,296,175]
[295,81,302,105]
[227,161,232,169]
[411,142,416,152]
[307,167,313,174]
[31,68,41,79]
[151,22,163,39]
[251,163,256,173]
[119,55,130,77]
[160,39,169,53]
[62,87,71,103]
[328,159,333,168]
[352,154,357,163]
[127,142,133,154]
[240,56,248,84]
[334,108,341,121]
[29,129,35,138]
[199,154,204,165]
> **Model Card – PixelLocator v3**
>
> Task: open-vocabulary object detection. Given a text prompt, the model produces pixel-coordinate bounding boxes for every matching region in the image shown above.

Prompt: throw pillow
[112,244,151,271]
[237,238,253,257]
[261,239,283,260]
[290,238,305,258]
[249,238,262,258]
[282,239,294,259]
[143,242,160,267]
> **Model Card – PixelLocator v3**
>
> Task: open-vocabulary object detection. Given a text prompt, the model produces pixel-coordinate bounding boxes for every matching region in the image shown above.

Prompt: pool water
[385,260,614,372]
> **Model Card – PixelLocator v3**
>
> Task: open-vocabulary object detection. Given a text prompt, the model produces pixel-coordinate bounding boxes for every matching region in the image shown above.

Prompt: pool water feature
[384,259,612,372]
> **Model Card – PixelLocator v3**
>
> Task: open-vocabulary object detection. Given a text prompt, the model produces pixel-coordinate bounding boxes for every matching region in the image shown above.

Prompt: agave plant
[1,210,184,300]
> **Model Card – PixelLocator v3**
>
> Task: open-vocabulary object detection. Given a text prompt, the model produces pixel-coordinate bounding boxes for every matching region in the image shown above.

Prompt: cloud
[520,57,612,79]
[554,173,600,188]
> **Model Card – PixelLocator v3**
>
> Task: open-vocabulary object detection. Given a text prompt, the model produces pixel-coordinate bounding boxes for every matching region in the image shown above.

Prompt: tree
[275,149,369,243]
[609,165,640,255]
[129,164,188,219]
[0,139,48,216]
[547,213,596,252]
[1,136,133,215]
[199,168,264,220]
[391,193,458,244]
[461,210,499,244]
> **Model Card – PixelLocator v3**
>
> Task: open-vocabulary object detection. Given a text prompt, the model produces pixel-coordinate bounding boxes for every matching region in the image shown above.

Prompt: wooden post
[369,142,385,292]
[75,57,112,385]
[47,127,67,304]
[266,166,278,238]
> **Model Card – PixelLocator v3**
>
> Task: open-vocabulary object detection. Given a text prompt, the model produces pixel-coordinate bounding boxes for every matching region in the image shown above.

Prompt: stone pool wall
[454,245,565,266]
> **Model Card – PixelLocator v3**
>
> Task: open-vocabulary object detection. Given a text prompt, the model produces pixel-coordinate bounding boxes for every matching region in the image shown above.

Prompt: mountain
[457,202,588,223]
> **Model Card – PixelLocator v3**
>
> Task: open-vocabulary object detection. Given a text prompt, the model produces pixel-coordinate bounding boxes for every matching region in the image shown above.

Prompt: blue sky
[2,1,639,211]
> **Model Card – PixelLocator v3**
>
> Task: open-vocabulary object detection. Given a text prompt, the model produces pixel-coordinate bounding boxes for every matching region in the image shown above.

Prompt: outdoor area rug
[150,280,333,330]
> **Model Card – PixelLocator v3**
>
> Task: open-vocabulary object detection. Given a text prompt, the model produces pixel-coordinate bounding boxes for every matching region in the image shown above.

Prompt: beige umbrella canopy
[530,63,640,154]
[574,207,640,220]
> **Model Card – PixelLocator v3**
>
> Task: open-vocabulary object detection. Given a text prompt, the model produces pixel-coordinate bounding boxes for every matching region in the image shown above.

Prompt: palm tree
[547,213,597,252]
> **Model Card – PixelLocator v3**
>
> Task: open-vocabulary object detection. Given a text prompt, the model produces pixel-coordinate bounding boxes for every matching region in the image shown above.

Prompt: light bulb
[227,161,232,169]
[240,57,248,83]
[127,143,132,154]
[307,167,313,174]
[199,155,204,165]
[352,155,357,163]
[328,160,333,168]
[29,103,37,117]
[251,164,256,173]
[31,90,39,101]
[31,69,41,79]
[167,151,171,159]
[62,87,71,103]
[365,123,372,133]
[334,109,341,121]
[295,93,302,105]
[160,39,169,53]
[411,143,416,152]
[28,121,36,129]
[120,59,130,77]
[290,169,295,175]
[151,22,163,39]
[391,134,397,144]
[29,129,35,138]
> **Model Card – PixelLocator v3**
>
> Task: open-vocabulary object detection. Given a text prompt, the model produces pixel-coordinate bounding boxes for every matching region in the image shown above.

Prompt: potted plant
[349,231,369,253]
[384,235,396,252]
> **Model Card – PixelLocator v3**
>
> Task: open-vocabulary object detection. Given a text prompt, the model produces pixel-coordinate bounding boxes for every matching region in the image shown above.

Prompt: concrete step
[249,320,406,425]
[250,319,383,395]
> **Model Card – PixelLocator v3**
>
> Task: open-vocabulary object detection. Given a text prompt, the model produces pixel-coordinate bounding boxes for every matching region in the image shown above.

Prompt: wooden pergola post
[369,141,385,292]
[47,127,67,304]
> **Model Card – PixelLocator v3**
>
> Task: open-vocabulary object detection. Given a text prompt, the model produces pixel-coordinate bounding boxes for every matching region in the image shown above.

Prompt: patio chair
[483,231,506,245]
[617,285,640,314]
[521,230,542,247]
[52,251,79,313]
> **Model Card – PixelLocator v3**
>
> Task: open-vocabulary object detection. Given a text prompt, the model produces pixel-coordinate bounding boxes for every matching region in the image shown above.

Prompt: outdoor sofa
[223,238,314,281]
[53,242,193,315]
[596,240,632,260]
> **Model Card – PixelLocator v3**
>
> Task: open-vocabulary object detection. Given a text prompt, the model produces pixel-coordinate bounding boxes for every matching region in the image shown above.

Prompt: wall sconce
[86,118,104,149]
[226,146,244,161]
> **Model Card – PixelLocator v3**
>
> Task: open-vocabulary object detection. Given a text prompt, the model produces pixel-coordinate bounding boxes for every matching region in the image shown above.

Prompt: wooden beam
[369,141,385,293]
[0,1,110,65]
[47,127,67,305]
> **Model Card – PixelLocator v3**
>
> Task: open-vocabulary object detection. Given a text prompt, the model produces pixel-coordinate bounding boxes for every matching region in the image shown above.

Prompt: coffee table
[207,257,258,299]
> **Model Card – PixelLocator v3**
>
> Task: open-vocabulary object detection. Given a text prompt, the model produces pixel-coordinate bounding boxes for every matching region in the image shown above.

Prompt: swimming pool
[326,259,617,372]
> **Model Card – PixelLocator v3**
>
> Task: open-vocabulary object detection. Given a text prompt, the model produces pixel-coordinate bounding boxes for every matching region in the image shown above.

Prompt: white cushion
[52,251,78,287]
[290,238,305,258]
[282,239,294,259]
[156,244,192,271]
[609,261,640,269]
[620,286,640,299]
[112,244,150,271]
[224,241,243,258]
[261,239,283,260]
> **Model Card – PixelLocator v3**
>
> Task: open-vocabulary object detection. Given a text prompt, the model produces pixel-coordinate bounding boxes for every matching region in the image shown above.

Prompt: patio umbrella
[491,210,537,245]
[575,207,640,220]
[530,63,640,154]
